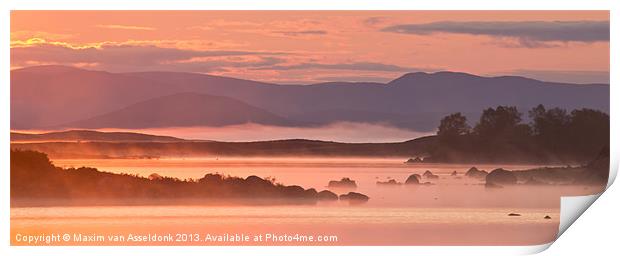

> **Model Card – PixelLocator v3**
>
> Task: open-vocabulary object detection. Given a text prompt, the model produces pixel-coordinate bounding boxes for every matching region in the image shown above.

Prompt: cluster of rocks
[376,170,439,186]
[423,170,439,179]
[327,177,357,189]
[338,192,370,204]
[508,213,553,220]
[404,157,425,164]
[376,179,402,186]
[317,188,369,204]
[325,178,369,204]
[484,168,517,188]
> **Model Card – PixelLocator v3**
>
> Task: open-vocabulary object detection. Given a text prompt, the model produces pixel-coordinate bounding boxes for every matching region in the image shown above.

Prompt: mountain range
[11,65,609,131]
[11,130,185,143]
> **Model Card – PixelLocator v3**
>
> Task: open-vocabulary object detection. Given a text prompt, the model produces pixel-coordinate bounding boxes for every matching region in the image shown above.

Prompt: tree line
[434,104,609,163]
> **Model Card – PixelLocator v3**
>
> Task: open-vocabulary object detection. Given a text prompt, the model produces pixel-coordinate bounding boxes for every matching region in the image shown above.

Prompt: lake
[11,158,603,245]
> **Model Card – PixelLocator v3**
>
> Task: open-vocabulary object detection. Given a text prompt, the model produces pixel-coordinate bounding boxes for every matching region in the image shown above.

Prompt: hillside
[10,136,438,159]
[10,130,185,143]
[11,66,609,131]
[60,92,302,129]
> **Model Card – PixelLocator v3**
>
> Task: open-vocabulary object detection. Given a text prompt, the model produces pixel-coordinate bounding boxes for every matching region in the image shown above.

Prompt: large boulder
[281,185,307,198]
[405,174,420,184]
[328,177,357,189]
[317,190,339,201]
[422,170,439,179]
[339,192,369,204]
[303,188,318,198]
[465,167,489,179]
[486,168,517,186]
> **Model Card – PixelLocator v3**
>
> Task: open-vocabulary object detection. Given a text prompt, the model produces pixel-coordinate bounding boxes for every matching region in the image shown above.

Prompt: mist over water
[89,122,432,143]
[52,158,601,208]
[15,157,598,245]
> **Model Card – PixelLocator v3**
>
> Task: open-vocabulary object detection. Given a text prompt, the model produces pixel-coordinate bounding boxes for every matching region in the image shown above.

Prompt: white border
[0,1,616,255]
[0,0,615,10]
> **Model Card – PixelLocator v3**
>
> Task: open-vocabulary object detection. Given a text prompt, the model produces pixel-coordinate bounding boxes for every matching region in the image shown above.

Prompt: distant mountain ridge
[60,92,303,129]
[11,130,185,143]
[11,65,609,131]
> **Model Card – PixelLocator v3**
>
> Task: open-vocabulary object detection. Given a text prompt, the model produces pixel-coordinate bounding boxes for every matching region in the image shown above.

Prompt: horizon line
[10,64,611,86]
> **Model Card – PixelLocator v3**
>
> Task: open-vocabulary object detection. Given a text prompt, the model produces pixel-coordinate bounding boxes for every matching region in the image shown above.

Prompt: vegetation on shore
[10,150,356,205]
[430,104,608,163]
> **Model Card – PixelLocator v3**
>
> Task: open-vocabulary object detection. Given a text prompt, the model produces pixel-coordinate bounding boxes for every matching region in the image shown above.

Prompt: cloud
[11,30,74,41]
[271,30,327,37]
[96,24,156,31]
[187,19,328,38]
[11,40,287,73]
[382,20,609,47]
[255,61,415,72]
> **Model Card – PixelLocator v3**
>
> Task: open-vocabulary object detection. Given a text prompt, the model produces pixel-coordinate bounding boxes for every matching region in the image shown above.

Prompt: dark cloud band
[382,20,609,43]
[10,43,286,72]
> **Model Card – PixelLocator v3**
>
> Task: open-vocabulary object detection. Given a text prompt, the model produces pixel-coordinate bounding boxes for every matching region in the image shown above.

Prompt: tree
[529,104,570,136]
[474,106,522,138]
[528,104,570,151]
[437,112,470,139]
[568,108,609,158]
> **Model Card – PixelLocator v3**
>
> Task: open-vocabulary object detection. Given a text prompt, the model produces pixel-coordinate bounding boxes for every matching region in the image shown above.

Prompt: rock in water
[377,179,402,186]
[422,170,439,179]
[405,157,423,164]
[405,174,420,184]
[317,190,338,201]
[508,213,521,217]
[465,167,488,179]
[339,192,370,204]
[486,168,517,186]
[327,177,357,189]
[544,215,552,219]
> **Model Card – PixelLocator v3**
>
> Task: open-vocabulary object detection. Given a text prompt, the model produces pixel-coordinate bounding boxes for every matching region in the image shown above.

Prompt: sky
[10,11,610,84]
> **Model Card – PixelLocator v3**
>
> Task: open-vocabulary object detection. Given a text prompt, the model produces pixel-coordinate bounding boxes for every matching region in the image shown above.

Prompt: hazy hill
[11,65,609,131]
[60,92,302,129]
[11,66,183,128]
[10,135,438,159]
[10,130,185,143]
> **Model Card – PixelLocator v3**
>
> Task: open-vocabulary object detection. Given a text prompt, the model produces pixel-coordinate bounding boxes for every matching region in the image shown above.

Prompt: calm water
[11,158,603,245]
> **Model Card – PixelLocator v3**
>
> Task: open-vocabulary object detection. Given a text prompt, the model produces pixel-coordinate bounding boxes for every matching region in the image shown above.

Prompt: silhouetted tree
[429,104,608,163]
[437,112,470,139]
[568,108,609,158]
[474,106,522,139]
[529,104,571,152]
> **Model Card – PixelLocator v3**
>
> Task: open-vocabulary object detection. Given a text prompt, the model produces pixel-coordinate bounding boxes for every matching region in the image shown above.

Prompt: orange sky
[10,11,610,84]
